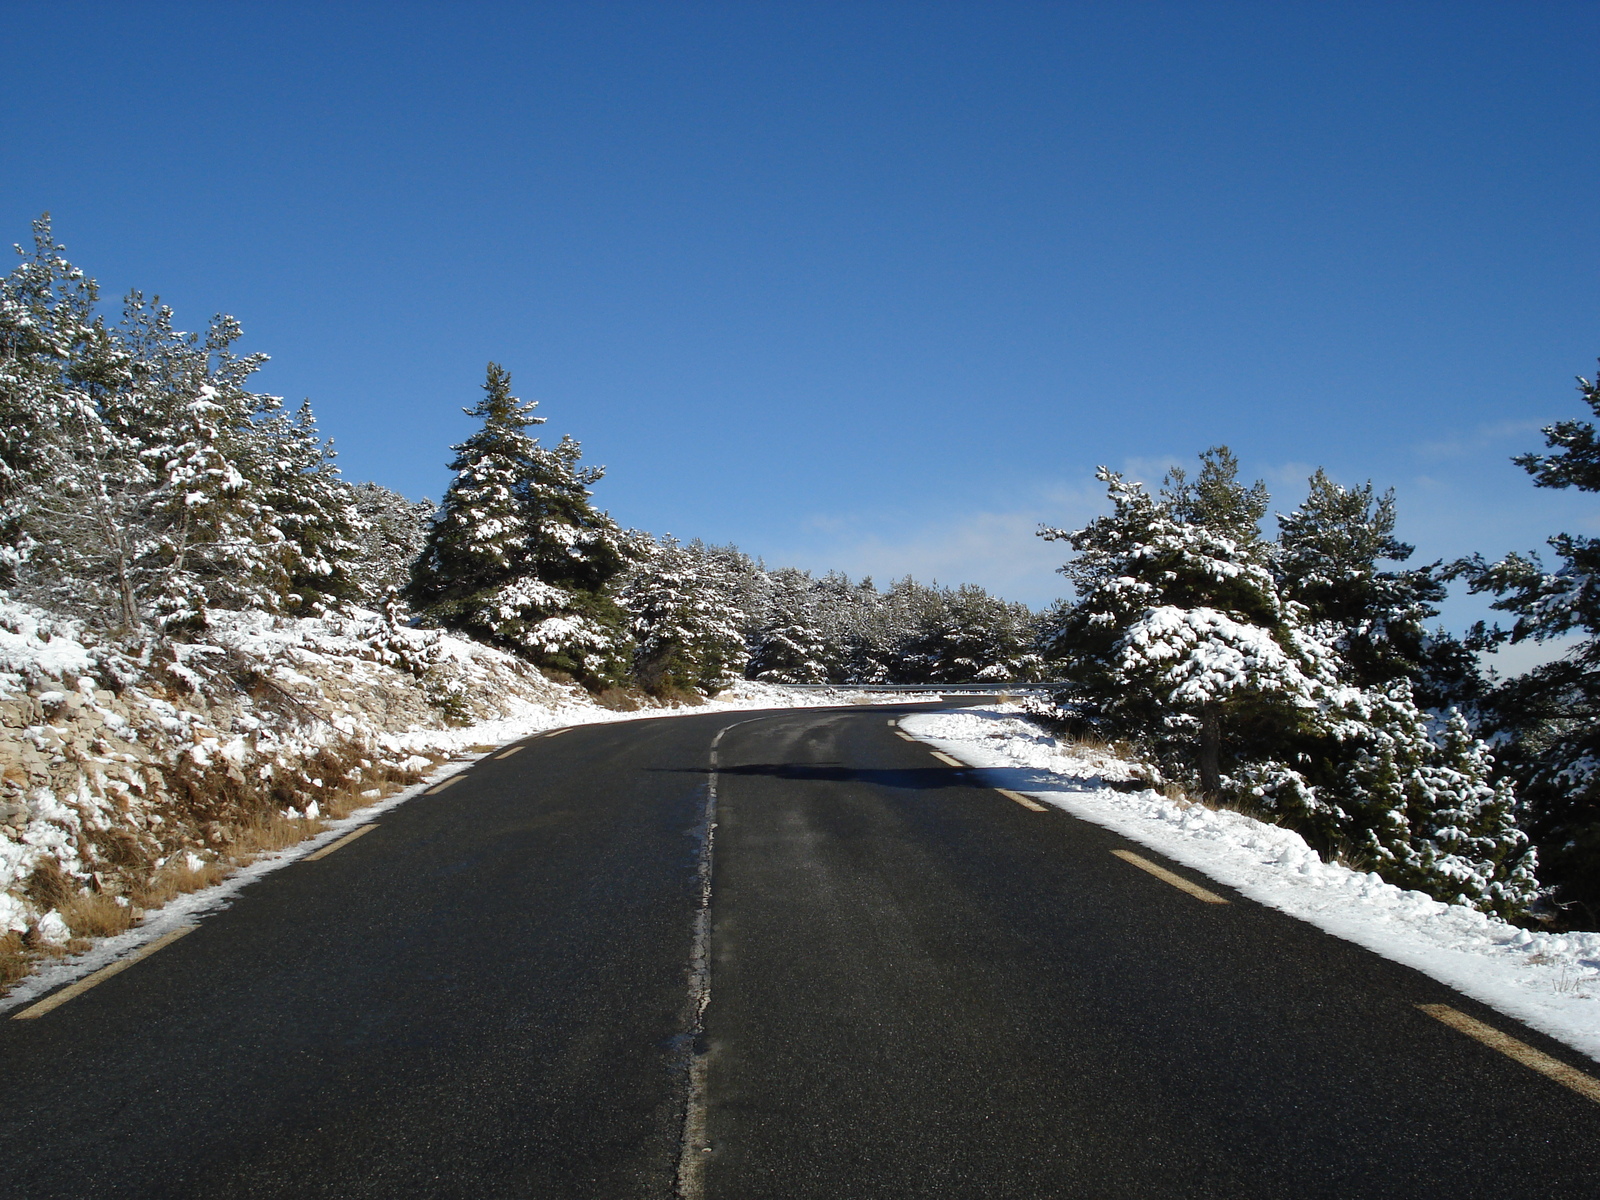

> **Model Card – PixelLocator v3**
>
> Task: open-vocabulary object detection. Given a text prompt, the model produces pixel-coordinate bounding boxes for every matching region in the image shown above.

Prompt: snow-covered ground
[901,706,1600,1064]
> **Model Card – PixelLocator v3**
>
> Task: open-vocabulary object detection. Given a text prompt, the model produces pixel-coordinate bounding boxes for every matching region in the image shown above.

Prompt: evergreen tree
[1041,448,1535,915]
[896,583,1042,683]
[0,215,121,589]
[1276,469,1469,703]
[349,482,435,609]
[408,363,631,684]
[619,536,748,694]
[256,401,364,615]
[1454,361,1600,918]
[748,568,829,683]
[1041,451,1323,793]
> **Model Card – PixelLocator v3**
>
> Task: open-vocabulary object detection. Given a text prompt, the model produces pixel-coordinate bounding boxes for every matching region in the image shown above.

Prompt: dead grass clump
[62,892,135,939]
[594,687,643,712]
[0,931,29,988]
[23,857,74,911]
[231,811,324,859]
[131,859,230,910]
[320,755,429,819]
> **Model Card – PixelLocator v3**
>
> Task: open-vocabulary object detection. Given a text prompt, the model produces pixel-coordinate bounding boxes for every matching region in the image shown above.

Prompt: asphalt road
[1,704,1597,1198]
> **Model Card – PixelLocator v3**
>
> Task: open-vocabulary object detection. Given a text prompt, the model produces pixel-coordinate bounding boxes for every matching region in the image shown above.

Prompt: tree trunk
[1199,701,1222,797]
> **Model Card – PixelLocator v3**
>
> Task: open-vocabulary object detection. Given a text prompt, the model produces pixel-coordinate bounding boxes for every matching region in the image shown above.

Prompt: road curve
[0,704,1595,1198]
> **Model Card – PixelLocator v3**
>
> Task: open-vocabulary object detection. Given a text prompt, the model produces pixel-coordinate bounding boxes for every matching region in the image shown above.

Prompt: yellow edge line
[495,745,525,759]
[1112,849,1230,905]
[995,788,1048,812]
[303,824,376,861]
[930,751,965,767]
[424,775,463,795]
[13,926,196,1020]
[1419,1003,1600,1105]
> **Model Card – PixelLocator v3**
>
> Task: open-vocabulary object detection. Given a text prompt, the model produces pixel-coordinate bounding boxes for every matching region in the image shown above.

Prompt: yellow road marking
[887,718,898,726]
[304,824,376,861]
[930,751,965,767]
[1112,849,1229,904]
[13,926,196,1020]
[424,776,463,795]
[996,788,1048,812]
[1418,1004,1600,1104]
[542,728,571,737]
[894,730,916,742]
[495,745,524,759]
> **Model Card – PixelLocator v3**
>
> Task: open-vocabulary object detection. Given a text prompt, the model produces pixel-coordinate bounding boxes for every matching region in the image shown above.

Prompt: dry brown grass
[23,856,75,911]
[130,859,230,910]
[0,931,29,988]
[230,811,324,861]
[61,892,136,939]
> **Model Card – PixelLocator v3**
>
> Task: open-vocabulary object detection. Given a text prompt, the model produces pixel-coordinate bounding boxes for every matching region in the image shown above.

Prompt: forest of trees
[5,215,1599,926]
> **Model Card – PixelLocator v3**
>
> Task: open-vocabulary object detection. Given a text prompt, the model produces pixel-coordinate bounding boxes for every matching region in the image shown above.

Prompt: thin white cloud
[1417,419,1544,462]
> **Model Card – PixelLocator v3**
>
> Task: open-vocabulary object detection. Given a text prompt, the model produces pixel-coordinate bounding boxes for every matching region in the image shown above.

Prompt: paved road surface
[1,704,1596,1197]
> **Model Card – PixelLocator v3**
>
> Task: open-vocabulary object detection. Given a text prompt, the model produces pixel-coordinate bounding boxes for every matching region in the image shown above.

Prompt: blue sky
[4,2,1597,656]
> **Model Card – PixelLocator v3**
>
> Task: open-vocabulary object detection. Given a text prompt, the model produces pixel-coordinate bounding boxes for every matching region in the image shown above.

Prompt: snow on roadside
[901,706,1600,1065]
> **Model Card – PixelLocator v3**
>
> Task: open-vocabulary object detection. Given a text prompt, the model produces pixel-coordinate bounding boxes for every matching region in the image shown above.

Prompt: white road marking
[1419,1004,1600,1104]
[1112,849,1230,904]
[424,776,463,795]
[495,745,524,759]
[995,788,1048,812]
[894,730,916,742]
[678,716,764,1200]
[930,751,965,767]
[542,727,571,737]
[12,926,196,1019]
[303,824,376,861]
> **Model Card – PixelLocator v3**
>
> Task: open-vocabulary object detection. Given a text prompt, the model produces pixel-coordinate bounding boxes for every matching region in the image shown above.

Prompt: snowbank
[901,706,1600,1065]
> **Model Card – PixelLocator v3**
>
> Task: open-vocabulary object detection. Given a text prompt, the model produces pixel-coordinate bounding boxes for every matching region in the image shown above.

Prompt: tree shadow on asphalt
[654,764,966,790]
[654,762,1095,796]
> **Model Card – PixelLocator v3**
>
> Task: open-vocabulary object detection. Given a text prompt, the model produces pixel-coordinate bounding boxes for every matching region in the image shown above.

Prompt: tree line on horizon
[3,215,1598,926]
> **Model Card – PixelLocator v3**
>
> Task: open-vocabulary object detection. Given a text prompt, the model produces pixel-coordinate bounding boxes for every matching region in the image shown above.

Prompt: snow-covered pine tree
[349,482,435,610]
[747,568,830,683]
[408,363,632,685]
[1276,469,1472,705]
[619,536,748,695]
[0,215,120,591]
[255,401,364,615]
[1040,450,1327,793]
[1453,360,1600,917]
[895,583,1042,683]
[1040,448,1535,915]
[1320,688,1535,916]
[108,297,290,629]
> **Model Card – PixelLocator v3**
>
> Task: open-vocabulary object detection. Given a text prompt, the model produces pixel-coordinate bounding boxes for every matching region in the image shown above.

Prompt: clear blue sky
[5,2,1597,651]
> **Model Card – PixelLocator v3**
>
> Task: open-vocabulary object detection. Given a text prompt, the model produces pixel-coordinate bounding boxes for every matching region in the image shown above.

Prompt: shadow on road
[657,763,971,790]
